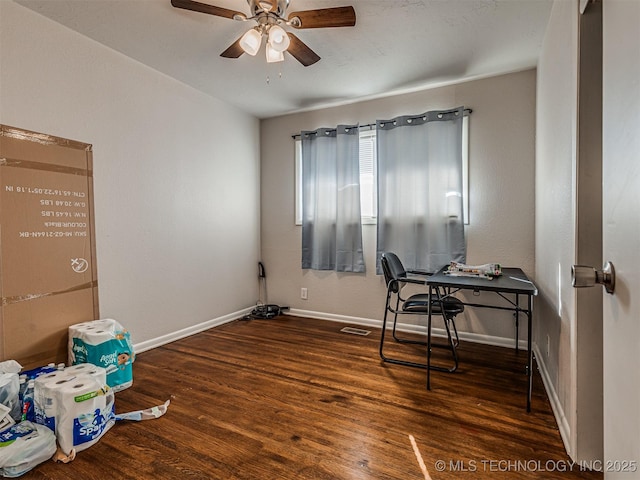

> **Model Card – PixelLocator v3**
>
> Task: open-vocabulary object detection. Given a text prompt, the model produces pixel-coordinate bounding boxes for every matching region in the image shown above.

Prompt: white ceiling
[15,0,553,119]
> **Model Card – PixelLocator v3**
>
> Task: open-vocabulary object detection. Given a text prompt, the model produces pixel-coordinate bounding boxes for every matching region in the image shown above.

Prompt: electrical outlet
[301,288,308,300]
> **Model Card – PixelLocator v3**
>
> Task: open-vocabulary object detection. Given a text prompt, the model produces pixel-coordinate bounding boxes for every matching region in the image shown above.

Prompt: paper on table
[446,261,502,279]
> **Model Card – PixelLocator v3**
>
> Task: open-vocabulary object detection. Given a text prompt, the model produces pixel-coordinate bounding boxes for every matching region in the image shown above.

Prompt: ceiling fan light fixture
[172,0,356,67]
[266,42,285,63]
[268,24,290,53]
[239,28,262,56]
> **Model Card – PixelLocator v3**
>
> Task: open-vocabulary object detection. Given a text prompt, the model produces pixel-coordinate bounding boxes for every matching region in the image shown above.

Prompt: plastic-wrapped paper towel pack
[32,364,115,456]
[68,319,134,392]
[0,352,169,474]
[32,362,169,458]
[55,375,115,455]
[33,364,107,434]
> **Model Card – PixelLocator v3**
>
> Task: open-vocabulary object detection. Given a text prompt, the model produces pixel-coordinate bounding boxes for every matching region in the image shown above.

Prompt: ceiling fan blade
[220,38,245,58]
[171,0,246,20]
[288,6,356,29]
[286,33,320,67]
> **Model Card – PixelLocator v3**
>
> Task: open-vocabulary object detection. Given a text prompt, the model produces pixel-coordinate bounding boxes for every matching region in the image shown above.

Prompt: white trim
[286,308,527,349]
[462,115,470,225]
[132,307,253,354]
[294,139,302,225]
[534,343,573,459]
[287,308,381,329]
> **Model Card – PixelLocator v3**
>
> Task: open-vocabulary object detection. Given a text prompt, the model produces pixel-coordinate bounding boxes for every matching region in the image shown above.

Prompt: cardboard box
[0,125,99,369]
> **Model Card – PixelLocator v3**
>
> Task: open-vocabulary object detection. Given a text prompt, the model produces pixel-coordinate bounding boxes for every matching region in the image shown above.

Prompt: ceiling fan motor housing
[250,0,290,17]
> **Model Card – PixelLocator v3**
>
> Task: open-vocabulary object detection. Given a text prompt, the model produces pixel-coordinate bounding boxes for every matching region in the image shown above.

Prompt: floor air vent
[340,326,371,336]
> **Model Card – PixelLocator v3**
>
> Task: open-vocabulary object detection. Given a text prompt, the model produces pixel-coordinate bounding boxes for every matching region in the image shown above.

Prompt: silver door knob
[571,261,615,294]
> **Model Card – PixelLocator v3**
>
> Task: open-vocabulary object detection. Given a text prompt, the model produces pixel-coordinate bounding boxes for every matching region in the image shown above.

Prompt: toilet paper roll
[63,364,92,375]
[34,371,72,411]
[55,377,115,455]
[62,364,86,373]
[70,318,115,333]
[73,331,113,344]
[34,376,75,432]
[34,371,69,388]
[64,364,107,386]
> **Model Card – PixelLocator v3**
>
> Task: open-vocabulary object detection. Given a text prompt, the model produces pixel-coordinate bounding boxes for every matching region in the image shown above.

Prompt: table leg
[515,294,520,353]
[527,294,533,412]
[427,285,433,390]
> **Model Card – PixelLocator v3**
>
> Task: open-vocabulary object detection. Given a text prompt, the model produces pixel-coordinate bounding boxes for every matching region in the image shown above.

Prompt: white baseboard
[533,343,573,459]
[133,306,253,354]
[133,306,527,354]
[286,308,527,349]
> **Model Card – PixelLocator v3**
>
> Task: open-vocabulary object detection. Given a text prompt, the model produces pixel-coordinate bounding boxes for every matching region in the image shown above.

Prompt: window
[295,139,303,225]
[295,129,377,225]
[462,115,469,225]
[294,119,469,225]
[358,130,377,224]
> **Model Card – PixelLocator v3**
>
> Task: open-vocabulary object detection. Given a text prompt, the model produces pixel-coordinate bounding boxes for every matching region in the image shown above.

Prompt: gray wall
[0,1,261,349]
[260,69,536,345]
[535,2,578,454]
[535,0,603,462]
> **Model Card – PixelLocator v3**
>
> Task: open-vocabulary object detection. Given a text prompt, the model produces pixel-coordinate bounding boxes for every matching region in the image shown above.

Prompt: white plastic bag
[0,421,56,478]
[0,362,22,375]
[0,374,20,423]
[115,399,170,421]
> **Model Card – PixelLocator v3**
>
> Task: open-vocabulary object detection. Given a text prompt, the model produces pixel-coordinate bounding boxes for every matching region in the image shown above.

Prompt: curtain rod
[291,108,472,139]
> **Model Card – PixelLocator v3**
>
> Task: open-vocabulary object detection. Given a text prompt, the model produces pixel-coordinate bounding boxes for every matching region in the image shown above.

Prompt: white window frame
[358,129,377,225]
[294,119,469,226]
[295,139,303,225]
[462,115,469,224]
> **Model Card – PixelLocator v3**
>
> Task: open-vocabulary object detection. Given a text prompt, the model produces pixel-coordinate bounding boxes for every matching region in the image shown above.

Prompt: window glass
[359,130,377,223]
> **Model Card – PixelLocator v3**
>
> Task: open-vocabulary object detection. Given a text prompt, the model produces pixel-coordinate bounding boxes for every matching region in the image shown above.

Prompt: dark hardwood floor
[25,316,602,479]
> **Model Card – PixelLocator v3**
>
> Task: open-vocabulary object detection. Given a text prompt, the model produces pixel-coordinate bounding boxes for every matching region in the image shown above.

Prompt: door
[602,1,640,477]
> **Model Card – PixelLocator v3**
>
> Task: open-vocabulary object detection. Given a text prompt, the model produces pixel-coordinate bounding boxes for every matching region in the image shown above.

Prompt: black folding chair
[379,252,463,372]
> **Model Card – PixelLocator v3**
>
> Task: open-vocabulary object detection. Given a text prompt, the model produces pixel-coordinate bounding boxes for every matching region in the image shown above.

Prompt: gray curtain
[376,107,467,274]
[301,125,365,272]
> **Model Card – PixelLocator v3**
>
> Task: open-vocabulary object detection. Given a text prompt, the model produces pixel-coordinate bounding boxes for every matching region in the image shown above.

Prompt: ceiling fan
[171,0,356,66]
